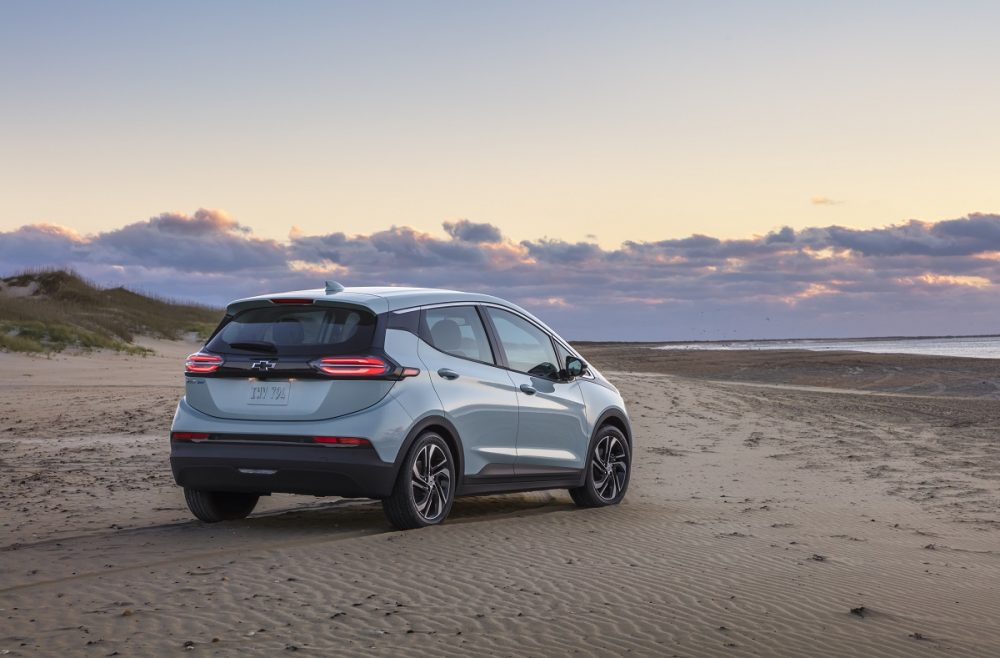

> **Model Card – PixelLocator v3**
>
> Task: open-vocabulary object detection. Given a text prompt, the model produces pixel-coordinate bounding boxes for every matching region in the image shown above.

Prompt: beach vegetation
[0,269,221,354]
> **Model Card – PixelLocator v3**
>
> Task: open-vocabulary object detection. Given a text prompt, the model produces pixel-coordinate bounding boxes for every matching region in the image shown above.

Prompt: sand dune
[1,344,999,655]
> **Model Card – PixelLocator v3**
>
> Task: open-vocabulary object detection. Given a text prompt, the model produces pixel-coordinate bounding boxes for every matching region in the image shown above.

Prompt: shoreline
[575,331,1000,347]
[577,344,1000,398]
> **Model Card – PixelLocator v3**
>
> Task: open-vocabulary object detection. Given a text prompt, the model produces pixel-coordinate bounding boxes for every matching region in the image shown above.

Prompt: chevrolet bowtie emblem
[250,360,277,372]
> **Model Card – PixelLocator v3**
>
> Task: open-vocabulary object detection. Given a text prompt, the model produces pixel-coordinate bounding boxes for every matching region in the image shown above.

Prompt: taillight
[172,432,209,441]
[313,436,371,446]
[309,357,421,378]
[185,352,223,374]
[311,356,390,377]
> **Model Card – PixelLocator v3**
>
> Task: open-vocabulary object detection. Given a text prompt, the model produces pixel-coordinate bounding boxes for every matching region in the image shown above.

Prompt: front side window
[424,306,495,364]
[554,341,575,374]
[207,305,375,356]
[485,307,558,379]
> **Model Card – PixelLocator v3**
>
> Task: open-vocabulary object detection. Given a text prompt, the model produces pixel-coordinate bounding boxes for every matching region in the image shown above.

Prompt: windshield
[206,305,376,356]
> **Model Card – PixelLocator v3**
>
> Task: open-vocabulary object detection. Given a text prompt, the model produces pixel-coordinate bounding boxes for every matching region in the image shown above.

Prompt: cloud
[4,210,1000,340]
[520,238,603,265]
[811,196,843,205]
[442,219,503,243]
[0,223,94,271]
[96,209,286,272]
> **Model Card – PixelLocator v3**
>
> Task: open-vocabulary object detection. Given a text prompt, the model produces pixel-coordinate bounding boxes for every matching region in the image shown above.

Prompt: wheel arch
[594,408,632,448]
[391,415,466,489]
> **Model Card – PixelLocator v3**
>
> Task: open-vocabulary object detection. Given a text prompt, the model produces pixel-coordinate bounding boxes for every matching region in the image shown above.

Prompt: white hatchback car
[170,283,632,529]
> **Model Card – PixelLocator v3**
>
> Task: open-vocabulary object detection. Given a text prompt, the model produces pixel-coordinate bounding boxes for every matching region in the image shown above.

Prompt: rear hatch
[184,302,396,421]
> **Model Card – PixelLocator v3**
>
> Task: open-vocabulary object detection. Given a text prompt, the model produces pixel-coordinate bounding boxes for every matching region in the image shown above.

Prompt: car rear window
[206,305,376,356]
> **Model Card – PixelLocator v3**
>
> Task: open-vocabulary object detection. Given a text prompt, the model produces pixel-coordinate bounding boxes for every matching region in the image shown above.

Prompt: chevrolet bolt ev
[170,283,632,530]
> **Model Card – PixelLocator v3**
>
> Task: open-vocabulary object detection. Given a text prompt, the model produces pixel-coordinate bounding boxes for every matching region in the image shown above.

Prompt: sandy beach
[2,341,999,656]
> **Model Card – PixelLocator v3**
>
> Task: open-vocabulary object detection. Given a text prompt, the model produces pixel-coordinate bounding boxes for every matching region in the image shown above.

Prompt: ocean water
[655,335,1000,359]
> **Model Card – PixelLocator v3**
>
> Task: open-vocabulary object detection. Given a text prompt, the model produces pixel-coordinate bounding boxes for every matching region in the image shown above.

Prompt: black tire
[382,432,456,530]
[184,488,259,523]
[569,426,631,508]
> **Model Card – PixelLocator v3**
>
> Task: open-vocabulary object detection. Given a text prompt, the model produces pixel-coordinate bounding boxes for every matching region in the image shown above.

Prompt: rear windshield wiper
[227,341,278,353]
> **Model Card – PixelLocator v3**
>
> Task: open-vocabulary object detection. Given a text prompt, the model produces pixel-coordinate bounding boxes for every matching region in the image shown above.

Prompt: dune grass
[0,270,222,354]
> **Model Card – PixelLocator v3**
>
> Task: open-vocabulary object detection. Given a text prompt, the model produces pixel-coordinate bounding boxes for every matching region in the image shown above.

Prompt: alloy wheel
[591,434,628,501]
[410,443,452,521]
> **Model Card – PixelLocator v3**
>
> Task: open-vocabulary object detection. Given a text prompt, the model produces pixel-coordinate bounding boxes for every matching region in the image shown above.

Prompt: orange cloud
[899,273,992,288]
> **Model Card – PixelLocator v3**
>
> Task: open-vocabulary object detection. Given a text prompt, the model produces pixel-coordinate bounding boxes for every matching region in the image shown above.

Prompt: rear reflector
[312,436,371,446]
[270,298,314,304]
[312,356,389,377]
[172,432,209,441]
[185,353,223,374]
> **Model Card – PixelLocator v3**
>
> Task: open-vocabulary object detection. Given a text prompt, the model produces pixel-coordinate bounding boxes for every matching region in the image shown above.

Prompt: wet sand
[1,342,999,655]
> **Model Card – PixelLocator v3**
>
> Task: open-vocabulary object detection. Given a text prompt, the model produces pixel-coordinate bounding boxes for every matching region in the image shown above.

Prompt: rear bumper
[170,440,397,498]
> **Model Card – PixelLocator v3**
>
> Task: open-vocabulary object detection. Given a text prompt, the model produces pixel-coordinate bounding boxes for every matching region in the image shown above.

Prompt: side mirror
[565,356,587,378]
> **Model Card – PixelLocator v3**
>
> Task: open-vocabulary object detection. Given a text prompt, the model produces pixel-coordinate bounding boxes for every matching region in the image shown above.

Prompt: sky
[2,1,1000,340]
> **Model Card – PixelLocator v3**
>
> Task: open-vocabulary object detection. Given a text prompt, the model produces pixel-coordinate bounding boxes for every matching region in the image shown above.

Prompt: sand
[1,342,999,655]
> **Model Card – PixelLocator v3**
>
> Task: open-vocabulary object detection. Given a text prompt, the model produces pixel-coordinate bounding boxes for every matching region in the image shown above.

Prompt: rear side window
[423,306,495,364]
[485,307,559,379]
[206,305,376,356]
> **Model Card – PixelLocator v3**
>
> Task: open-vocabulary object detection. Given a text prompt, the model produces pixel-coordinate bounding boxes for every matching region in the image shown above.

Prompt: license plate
[248,381,291,406]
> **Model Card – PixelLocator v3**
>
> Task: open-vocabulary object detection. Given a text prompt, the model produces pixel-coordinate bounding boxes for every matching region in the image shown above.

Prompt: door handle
[437,368,460,380]
[519,384,536,395]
